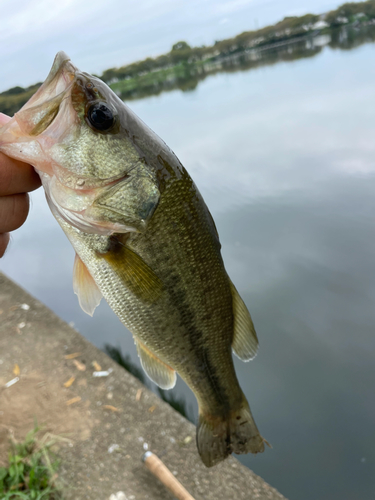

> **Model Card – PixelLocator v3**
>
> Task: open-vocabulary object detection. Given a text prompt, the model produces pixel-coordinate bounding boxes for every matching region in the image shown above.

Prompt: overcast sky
[0,0,359,92]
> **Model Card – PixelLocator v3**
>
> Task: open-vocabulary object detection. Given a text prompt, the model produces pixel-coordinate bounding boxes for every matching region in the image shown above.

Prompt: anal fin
[230,280,259,361]
[73,253,102,316]
[135,338,176,390]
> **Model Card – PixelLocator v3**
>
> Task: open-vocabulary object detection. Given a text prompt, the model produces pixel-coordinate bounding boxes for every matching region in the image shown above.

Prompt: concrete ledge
[0,272,286,500]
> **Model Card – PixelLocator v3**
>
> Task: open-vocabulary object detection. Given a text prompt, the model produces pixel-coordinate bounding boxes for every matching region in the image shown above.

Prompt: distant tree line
[100,15,322,84]
[1,0,375,115]
[326,0,375,25]
[0,83,41,115]
[100,1,375,84]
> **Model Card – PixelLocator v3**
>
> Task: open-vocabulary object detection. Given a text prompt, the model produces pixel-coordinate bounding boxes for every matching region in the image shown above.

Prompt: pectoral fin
[230,280,258,361]
[73,254,102,316]
[135,338,176,389]
[100,237,163,303]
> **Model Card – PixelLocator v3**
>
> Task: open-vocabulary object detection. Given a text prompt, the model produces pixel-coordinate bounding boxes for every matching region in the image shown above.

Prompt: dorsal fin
[73,253,102,316]
[230,280,258,361]
[135,338,176,390]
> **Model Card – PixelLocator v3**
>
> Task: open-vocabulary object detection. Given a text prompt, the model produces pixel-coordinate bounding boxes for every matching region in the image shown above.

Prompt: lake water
[1,29,375,500]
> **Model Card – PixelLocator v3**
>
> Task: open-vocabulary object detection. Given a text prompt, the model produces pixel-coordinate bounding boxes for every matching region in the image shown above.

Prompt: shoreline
[1,0,375,113]
[0,271,286,500]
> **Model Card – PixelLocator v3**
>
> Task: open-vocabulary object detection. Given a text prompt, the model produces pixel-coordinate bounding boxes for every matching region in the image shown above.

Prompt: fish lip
[41,172,137,236]
[39,51,78,96]
[50,164,130,191]
[0,53,79,174]
[45,52,75,86]
[19,51,77,114]
[49,157,144,192]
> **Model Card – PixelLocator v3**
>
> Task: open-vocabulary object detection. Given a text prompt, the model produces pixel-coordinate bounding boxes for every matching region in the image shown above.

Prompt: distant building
[312,20,329,30]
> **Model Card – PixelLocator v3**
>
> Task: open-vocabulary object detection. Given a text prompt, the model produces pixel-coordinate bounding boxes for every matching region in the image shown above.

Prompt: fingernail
[0,233,11,258]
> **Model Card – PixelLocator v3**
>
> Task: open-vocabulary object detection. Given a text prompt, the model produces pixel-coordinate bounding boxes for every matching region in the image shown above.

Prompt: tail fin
[196,403,266,467]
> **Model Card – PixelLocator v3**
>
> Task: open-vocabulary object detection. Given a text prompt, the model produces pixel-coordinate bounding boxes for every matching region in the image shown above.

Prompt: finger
[0,193,30,233]
[0,112,11,126]
[0,233,10,258]
[0,153,41,195]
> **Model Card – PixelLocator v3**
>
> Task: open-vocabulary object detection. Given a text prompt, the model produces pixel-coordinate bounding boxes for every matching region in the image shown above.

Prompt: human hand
[0,112,41,257]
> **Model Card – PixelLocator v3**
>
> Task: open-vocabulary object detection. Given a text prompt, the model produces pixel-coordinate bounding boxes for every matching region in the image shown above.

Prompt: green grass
[0,427,63,500]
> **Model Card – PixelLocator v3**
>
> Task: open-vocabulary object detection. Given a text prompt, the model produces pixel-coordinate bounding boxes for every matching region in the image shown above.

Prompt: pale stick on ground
[143,451,196,500]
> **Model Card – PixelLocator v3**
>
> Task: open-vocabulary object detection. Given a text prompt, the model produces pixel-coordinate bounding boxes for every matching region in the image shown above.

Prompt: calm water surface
[1,36,375,500]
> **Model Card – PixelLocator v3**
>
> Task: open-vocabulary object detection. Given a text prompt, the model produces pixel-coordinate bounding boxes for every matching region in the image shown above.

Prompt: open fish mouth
[0,52,78,173]
[0,52,126,188]
[0,52,150,236]
[21,52,77,112]
[14,52,77,137]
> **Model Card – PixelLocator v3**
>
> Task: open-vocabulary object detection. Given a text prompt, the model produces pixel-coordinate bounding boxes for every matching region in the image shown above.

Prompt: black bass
[0,52,267,466]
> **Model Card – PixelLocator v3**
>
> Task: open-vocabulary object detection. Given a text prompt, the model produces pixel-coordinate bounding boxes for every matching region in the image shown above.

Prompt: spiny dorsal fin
[73,253,102,316]
[230,280,258,361]
[135,338,176,390]
[100,237,163,304]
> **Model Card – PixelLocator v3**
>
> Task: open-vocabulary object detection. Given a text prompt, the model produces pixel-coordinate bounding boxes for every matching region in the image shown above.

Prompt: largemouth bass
[0,52,267,466]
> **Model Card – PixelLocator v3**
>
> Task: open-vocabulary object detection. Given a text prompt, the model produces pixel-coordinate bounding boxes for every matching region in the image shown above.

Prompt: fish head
[0,52,160,235]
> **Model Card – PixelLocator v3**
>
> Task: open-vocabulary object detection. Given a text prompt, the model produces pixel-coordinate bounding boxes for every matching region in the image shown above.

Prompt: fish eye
[87,102,115,132]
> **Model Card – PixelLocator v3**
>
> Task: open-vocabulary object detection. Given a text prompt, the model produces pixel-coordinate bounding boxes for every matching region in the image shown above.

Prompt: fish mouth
[14,52,77,137]
[43,51,77,90]
[0,52,141,236]
[15,53,128,191]
[0,52,79,173]
[42,171,138,236]
[21,51,77,113]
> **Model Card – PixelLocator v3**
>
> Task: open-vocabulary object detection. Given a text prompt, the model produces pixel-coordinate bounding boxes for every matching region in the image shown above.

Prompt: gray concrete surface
[0,272,286,500]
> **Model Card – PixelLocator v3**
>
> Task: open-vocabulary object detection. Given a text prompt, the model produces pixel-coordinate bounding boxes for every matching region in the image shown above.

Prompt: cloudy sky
[1,0,357,92]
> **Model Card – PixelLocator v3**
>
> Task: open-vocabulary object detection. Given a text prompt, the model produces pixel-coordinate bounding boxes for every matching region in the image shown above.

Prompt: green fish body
[0,52,266,466]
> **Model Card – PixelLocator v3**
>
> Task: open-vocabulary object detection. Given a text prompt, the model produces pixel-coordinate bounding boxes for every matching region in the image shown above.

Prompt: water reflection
[116,25,375,102]
[228,177,375,500]
[1,29,375,500]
